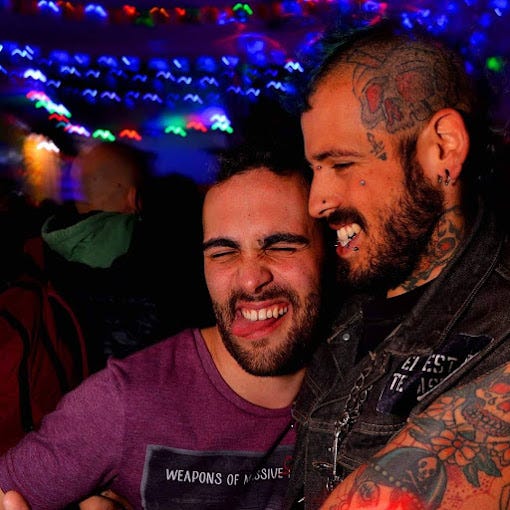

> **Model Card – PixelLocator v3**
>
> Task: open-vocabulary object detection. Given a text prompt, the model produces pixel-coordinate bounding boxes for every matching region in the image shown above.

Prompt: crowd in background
[0,140,215,453]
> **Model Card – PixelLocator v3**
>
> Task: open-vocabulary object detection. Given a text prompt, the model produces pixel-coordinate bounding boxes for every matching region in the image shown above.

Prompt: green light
[233,3,253,15]
[164,125,187,137]
[92,129,116,141]
[486,56,505,73]
[135,12,155,28]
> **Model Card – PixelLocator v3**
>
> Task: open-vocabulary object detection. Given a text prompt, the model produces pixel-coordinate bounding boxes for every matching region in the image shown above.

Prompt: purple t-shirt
[0,328,296,509]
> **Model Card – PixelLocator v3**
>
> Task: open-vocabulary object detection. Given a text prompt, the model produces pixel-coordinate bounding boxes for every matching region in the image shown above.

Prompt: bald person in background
[38,141,170,373]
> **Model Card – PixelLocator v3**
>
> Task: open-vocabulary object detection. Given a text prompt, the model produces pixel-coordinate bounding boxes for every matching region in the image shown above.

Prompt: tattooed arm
[320,361,510,510]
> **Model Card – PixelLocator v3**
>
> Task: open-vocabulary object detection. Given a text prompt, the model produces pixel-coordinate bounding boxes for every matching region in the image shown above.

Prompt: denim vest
[285,205,510,510]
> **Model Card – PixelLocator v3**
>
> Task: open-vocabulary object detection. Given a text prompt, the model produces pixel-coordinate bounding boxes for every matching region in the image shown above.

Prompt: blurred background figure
[71,141,144,215]
[37,140,212,372]
[0,175,88,454]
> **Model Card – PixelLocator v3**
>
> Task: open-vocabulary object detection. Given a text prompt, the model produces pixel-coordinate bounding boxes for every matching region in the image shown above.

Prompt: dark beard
[213,286,321,376]
[335,140,444,294]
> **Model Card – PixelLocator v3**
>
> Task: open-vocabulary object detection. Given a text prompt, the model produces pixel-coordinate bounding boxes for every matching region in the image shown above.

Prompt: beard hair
[336,136,444,294]
[213,286,322,377]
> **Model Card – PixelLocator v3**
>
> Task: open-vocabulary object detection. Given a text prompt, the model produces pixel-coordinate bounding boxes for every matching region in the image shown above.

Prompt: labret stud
[334,240,360,252]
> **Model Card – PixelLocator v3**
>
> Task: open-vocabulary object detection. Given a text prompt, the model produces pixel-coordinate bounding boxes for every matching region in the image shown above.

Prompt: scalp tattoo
[367,132,387,160]
[346,43,459,135]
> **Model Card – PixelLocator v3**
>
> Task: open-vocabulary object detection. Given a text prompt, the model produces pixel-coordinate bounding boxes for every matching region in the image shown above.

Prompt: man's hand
[0,490,132,510]
[2,491,30,510]
[79,490,133,510]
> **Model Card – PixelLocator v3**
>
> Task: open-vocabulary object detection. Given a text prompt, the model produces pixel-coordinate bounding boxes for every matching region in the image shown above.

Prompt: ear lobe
[126,185,140,214]
[421,108,469,183]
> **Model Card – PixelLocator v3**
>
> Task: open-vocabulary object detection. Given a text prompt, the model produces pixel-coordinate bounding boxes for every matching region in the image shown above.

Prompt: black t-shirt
[356,284,430,362]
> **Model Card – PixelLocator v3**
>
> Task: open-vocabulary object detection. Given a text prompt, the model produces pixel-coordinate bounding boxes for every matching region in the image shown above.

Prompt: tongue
[231,315,280,337]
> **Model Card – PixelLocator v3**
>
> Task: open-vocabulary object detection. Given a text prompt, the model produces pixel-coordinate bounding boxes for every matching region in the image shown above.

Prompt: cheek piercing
[360,180,366,186]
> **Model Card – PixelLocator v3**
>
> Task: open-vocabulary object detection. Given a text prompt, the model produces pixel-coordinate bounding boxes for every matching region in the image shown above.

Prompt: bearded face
[334,137,444,293]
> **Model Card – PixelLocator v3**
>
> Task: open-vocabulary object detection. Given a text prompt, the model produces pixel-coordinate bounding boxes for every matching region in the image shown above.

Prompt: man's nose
[236,257,273,294]
[308,170,341,218]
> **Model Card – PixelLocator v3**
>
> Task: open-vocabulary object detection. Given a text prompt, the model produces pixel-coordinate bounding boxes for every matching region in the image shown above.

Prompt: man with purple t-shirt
[0,146,326,510]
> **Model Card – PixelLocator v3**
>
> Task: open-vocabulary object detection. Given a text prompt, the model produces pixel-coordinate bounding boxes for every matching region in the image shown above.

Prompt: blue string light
[0,0,508,141]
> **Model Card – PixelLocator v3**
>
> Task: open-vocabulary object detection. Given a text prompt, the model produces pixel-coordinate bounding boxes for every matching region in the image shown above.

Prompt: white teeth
[241,306,288,322]
[336,223,361,247]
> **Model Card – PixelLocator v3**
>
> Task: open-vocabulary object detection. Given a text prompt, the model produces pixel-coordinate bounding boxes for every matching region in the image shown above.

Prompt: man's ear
[417,108,470,186]
[126,185,140,214]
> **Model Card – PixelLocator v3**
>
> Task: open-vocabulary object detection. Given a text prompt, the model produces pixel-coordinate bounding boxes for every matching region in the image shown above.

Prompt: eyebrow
[261,233,310,248]
[310,149,363,162]
[203,238,238,252]
[202,232,310,252]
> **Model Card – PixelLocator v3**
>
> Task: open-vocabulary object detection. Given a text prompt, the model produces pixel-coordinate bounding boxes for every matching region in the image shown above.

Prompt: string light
[0,0,507,144]
[2,0,505,29]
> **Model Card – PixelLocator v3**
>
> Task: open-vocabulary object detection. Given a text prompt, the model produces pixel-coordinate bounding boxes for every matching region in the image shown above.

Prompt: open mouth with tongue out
[231,302,290,339]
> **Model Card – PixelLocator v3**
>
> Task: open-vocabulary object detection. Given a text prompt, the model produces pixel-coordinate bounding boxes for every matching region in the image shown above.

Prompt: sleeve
[0,366,125,510]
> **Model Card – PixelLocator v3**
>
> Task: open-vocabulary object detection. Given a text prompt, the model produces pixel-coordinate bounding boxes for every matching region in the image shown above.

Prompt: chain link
[323,362,375,491]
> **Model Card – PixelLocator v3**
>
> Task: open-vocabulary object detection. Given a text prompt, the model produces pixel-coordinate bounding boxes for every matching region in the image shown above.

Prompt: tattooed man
[285,19,510,510]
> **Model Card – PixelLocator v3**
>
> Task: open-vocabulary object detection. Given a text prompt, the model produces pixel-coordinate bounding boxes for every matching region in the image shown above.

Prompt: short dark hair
[215,144,311,185]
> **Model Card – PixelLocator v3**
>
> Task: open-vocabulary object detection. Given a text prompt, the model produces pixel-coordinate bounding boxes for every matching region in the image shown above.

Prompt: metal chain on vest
[313,357,376,492]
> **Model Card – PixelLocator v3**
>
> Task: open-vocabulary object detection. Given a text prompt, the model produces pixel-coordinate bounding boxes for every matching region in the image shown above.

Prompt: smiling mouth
[335,223,361,250]
[240,305,289,322]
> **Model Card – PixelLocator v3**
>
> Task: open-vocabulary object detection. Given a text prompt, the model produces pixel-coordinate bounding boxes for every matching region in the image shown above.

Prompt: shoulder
[105,327,199,378]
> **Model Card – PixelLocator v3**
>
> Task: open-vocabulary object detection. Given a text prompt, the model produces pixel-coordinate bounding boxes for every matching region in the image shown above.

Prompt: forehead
[302,72,367,156]
[203,168,313,238]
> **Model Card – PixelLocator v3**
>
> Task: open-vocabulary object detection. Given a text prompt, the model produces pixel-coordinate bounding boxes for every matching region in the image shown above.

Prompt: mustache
[325,207,367,231]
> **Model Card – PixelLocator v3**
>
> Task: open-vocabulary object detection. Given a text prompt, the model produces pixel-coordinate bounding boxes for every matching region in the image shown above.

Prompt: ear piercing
[437,169,453,186]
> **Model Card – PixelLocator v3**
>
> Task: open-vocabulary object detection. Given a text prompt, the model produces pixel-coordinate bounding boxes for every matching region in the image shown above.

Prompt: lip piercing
[360,180,366,186]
